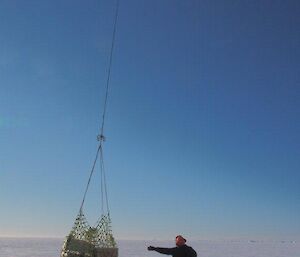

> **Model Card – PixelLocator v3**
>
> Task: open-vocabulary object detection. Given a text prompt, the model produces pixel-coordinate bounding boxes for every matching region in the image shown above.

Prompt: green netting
[61,212,117,257]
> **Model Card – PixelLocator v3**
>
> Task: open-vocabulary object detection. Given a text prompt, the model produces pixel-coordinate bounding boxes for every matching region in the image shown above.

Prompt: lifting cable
[79,0,120,215]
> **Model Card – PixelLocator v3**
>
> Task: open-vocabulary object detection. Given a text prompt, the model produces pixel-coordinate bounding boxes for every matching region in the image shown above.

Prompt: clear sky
[0,0,299,240]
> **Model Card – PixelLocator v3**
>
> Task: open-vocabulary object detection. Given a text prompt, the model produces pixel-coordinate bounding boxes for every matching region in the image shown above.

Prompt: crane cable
[79,0,120,215]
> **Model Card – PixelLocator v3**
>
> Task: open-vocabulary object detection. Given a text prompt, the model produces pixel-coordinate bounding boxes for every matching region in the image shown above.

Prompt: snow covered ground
[0,238,299,257]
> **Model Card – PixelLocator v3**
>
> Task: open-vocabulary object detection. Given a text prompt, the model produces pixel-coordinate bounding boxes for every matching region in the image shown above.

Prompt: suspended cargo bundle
[60,0,120,256]
[61,211,117,257]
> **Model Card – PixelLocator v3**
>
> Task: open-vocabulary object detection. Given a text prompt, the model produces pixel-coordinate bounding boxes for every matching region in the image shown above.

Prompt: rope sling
[61,1,120,256]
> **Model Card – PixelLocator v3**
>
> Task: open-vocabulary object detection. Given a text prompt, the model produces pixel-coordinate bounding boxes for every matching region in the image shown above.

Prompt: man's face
[175,236,185,246]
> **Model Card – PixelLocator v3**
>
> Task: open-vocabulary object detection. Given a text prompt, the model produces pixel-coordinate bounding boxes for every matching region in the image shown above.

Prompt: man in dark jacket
[148,235,197,257]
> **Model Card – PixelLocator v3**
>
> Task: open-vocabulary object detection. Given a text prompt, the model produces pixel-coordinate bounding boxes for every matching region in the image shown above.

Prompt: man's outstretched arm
[148,246,176,255]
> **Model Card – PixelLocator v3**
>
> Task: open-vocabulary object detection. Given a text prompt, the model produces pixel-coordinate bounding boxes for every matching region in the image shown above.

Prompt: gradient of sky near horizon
[0,0,299,240]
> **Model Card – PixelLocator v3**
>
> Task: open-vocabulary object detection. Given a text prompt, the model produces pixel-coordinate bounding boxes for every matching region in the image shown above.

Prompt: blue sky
[0,0,299,240]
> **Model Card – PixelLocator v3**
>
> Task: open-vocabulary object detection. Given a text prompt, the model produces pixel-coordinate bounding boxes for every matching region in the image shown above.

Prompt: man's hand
[148,246,156,251]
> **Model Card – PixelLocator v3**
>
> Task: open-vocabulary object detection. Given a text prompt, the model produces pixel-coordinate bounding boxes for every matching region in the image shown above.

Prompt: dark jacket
[153,245,197,257]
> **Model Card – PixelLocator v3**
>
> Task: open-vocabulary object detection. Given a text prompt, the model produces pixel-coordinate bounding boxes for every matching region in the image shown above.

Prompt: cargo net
[61,211,117,257]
